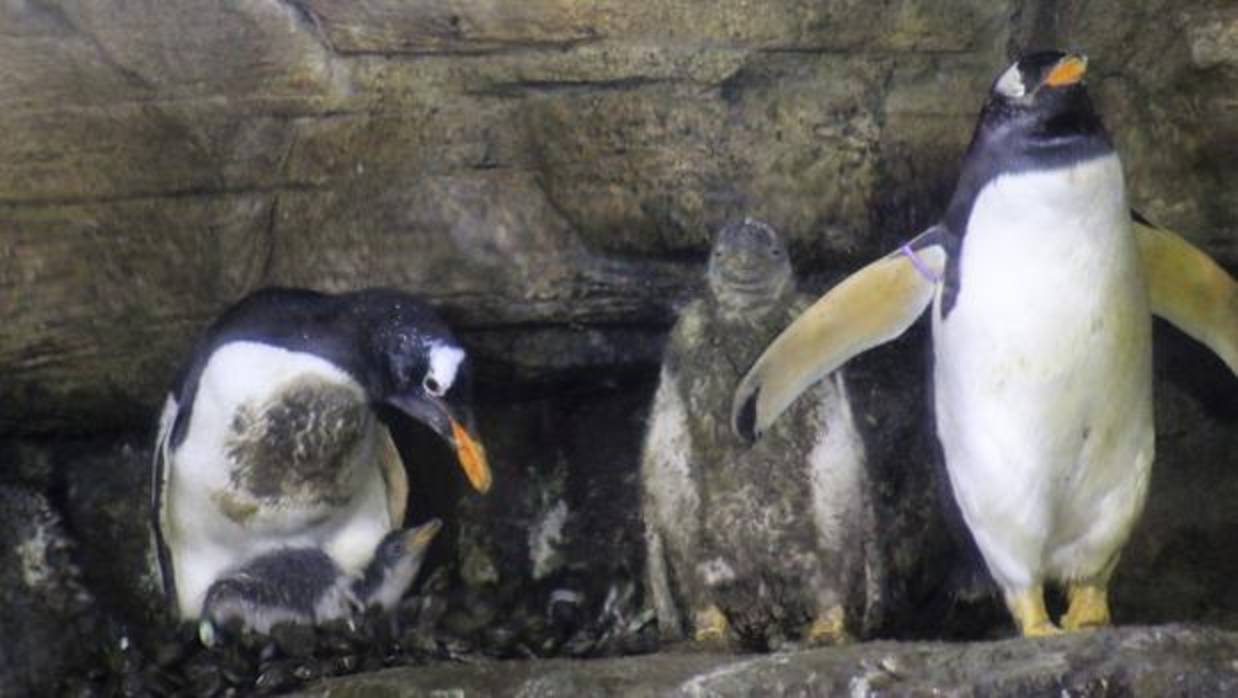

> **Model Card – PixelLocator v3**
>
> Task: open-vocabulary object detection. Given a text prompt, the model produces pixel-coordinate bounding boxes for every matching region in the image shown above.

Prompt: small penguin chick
[199,519,442,645]
[200,547,357,643]
[642,217,880,649]
[352,518,443,612]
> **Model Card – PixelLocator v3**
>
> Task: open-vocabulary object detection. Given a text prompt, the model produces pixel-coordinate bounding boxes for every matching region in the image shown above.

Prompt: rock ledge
[294,624,1238,697]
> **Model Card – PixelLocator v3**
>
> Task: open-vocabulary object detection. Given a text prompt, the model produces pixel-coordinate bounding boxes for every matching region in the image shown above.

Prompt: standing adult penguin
[152,287,491,624]
[732,51,1238,637]
[643,218,880,649]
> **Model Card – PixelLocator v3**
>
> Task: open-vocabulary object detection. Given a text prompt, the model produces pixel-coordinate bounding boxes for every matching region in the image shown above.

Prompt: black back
[939,51,1115,316]
[202,547,341,618]
[166,287,456,450]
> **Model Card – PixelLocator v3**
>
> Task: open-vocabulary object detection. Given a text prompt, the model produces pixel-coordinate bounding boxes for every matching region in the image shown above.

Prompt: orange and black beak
[387,393,492,494]
[449,417,491,493]
[1044,53,1087,88]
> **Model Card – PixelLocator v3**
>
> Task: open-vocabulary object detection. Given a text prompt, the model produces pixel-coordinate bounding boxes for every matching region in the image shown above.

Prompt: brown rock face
[0,2,1235,694]
[4,0,1232,433]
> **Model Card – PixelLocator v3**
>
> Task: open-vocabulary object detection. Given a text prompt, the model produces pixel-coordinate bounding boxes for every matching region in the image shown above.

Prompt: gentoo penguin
[732,52,1238,637]
[152,287,491,624]
[642,218,880,649]
[198,518,442,643]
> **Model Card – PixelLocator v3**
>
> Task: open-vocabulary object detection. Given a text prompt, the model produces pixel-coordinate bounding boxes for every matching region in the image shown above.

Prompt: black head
[975,51,1108,159]
[371,518,443,569]
[352,519,442,609]
[347,290,492,494]
[941,50,1113,241]
[350,290,469,408]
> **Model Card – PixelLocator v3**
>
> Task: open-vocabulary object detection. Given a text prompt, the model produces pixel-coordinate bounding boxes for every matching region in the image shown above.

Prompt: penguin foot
[1021,619,1063,637]
[692,606,731,644]
[806,605,853,646]
[1005,585,1062,638]
[1062,583,1110,631]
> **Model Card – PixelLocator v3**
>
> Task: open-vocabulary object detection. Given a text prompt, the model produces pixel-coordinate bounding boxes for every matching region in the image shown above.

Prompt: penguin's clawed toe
[692,606,732,646]
[806,605,853,646]
[1006,586,1062,638]
[1061,583,1111,631]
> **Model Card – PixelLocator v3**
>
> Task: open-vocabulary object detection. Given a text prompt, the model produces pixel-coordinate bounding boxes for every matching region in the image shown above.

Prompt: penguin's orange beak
[450,418,492,493]
[1045,54,1087,87]
[386,393,493,494]
[409,518,443,549]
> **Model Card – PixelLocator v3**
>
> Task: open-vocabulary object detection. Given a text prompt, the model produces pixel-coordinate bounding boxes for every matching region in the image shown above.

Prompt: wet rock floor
[56,568,659,697]
[57,593,1238,698]
[289,624,1238,698]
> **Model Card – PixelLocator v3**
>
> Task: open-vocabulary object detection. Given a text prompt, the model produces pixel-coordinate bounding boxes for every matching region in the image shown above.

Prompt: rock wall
[0,1,1236,695]
[291,625,1238,697]
[3,0,1234,432]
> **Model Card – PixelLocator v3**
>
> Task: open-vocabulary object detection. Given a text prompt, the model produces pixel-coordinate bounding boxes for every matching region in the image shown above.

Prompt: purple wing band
[900,243,941,284]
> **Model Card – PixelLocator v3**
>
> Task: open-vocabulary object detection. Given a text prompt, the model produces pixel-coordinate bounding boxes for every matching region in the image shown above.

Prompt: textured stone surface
[292,625,1238,698]
[3,0,1233,433]
[0,0,1235,694]
[0,485,99,697]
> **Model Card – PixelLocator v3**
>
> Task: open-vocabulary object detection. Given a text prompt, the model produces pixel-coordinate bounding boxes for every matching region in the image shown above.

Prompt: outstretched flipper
[732,227,947,441]
[1134,214,1238,375]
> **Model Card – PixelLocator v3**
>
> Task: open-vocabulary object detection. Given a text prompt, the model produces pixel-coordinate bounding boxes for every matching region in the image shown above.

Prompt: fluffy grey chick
[641,218,882,649]
[199,518,441,644]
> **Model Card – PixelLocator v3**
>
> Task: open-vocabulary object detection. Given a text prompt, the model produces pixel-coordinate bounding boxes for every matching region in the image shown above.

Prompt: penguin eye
[423,375,444,397]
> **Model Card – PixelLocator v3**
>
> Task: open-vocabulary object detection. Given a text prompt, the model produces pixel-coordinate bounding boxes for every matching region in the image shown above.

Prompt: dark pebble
[563,629,597,657]
[184,662,222,698]
[219,651,255,687]
[292,661,322,682]
[254,661,297,694]
[154,639,188,668]
[270,622,317,658]
[482,624,518,654]
[330,654,359,674]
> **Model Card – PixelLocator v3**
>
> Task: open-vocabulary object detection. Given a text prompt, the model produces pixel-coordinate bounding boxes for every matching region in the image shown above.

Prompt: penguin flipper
[640,364,699,641]
[377,425,409,527]
[732,226,947,441]
[150,395,180,610]
[1134,215,1238,375]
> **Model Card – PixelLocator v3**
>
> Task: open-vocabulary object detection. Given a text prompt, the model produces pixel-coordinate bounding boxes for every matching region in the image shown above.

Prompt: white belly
[932,154,1154,589]
[165,342,395,617]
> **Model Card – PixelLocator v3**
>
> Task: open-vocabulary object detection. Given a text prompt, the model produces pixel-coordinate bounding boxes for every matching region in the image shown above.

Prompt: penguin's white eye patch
[425,344,465,396]
[995,63,1026,98]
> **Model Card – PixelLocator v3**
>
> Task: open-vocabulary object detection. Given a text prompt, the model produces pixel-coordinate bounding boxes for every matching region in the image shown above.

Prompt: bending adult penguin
[152,287,491,623]
[732,51,1238,637]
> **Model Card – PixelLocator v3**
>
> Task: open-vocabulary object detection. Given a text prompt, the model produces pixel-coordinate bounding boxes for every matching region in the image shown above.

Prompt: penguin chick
[199,518,441,643]
[353,518,443,612]
[642,218,882,650]
[733,52,1237,638]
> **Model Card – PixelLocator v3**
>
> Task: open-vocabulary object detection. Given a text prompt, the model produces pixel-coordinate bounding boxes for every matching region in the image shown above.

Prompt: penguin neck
[944,109,1113,239]
[709,277,796,324]
[938,99,1116,318]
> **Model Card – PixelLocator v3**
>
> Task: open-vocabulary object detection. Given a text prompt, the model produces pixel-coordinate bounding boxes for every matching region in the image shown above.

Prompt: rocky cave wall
[0,0,1236,695]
